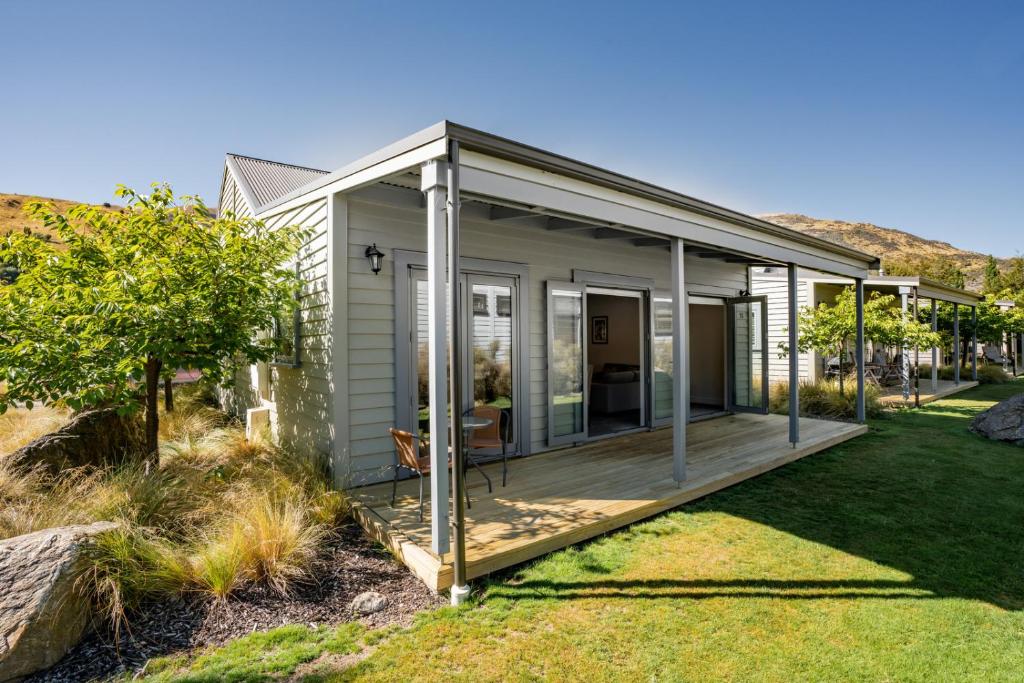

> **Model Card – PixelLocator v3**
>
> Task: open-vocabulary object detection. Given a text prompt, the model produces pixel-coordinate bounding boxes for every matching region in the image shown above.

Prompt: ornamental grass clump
[769,379,883,420]
[0,384,347,632]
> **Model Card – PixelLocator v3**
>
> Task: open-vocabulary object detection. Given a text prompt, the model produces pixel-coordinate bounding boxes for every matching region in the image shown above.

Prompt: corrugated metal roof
[226,153,328,210]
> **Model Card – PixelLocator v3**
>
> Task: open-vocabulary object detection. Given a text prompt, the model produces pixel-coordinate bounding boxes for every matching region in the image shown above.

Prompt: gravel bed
[31,525,443,682]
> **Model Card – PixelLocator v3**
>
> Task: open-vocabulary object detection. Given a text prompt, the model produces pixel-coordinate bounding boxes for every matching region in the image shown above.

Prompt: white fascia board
[458,151,872,279]
[256,139,447,219]
[916,285,983,306]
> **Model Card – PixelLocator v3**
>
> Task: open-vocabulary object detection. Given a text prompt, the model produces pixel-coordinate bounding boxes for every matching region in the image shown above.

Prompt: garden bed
[29,524,441,682]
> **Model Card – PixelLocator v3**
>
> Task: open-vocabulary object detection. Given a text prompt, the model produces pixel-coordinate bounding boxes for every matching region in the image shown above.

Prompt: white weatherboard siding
[345,190,748,485]
[218,168,254,218]
[752,274,810,384]
[223,198,331,462]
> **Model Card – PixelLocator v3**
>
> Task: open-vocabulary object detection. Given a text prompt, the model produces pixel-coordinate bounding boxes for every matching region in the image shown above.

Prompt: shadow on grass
[495,381,1024,611]
[498,577,934,601]
[703,382,1024,610]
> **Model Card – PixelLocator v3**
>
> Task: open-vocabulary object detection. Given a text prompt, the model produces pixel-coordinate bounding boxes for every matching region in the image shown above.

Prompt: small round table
[460,416,494,493]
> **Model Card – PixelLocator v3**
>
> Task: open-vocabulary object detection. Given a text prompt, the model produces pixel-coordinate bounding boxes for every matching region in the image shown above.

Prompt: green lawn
[139,381,1024,682]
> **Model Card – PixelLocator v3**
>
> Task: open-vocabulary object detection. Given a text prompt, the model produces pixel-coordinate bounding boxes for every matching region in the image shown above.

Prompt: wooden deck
[349,413,866,591]
[878,379,978,406]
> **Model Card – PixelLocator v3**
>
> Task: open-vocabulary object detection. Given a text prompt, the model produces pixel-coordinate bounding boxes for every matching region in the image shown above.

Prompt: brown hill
[1,193,120,245]
[761,213,1000,290]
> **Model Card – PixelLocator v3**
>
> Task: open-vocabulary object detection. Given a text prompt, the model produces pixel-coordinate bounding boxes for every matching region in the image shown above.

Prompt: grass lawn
[138,380,1024,682]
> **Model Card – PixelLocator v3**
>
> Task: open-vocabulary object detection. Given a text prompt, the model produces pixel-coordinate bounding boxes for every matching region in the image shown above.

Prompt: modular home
[217,122,880,597]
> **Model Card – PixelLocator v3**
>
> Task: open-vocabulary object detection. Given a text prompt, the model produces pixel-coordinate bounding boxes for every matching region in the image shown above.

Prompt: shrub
[769,379,883,420]
[977,364,1011,384]
[918,364,1010,385]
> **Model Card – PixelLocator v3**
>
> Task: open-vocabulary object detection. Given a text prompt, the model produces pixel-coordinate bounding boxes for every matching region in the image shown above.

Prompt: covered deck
[878,378,979,406]
[350,413,866,591]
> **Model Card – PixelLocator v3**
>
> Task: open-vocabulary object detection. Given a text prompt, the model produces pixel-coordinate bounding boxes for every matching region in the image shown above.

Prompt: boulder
[8,408,144,474]
[0,522,117,682]
[970,393,1024,446]
[350,591,388,615]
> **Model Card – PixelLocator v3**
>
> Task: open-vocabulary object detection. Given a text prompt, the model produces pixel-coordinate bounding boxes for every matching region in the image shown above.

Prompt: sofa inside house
[589,363,642,414]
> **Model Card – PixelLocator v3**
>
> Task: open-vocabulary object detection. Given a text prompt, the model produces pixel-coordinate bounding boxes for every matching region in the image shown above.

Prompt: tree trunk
[145,356,162,465]
[164,375,174,412]
[838,343,845,397]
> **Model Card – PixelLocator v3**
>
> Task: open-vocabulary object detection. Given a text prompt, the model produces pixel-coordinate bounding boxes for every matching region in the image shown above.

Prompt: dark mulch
[31,524,443,682]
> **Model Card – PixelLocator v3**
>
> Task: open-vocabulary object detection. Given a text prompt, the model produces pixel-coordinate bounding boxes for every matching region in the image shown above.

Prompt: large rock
[970,393,1024,445]
[8,408,144,474]
[0,522,117,682]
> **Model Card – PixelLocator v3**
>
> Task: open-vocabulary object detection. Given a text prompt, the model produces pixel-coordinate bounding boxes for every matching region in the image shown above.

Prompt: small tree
[0,184,305,463]
[787,288,940,396]
[983,255,1002,295]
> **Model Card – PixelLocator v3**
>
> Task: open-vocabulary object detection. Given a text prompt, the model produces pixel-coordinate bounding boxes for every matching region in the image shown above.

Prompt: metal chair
[388,428,470,521]
[465,405,511,488]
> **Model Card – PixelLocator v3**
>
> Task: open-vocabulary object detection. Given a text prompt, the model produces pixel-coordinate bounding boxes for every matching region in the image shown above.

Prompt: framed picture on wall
[592,315,609,344]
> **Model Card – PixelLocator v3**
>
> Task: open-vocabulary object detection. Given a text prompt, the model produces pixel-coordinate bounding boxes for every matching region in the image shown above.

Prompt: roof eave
[445,122,880,270]
[252,119,879,269]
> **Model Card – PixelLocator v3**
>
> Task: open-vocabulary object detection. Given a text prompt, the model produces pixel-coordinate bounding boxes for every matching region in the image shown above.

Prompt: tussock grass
[919,363,1011,385]
[0,403,69,455]
[0,384,348,631]
[769,378,884,420]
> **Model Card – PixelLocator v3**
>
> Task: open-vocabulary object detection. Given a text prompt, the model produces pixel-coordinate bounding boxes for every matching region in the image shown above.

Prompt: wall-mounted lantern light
[365,243,384,275]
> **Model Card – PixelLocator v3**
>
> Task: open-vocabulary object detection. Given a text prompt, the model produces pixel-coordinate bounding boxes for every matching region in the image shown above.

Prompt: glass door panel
[466,275,517,452]
[727,295,768,413]
[412,274,450,439]
[652,297,674,422]
[547,282,587,445]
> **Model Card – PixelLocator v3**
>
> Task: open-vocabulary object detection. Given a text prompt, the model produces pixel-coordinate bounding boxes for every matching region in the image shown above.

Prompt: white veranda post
[671,238,688,483]
[787,264,799,446]
[421,161,450,556]
[855,278,866,423]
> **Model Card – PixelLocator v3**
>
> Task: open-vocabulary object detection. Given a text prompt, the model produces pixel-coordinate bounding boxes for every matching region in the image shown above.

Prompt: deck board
[349,413,866,591]
[878,379,978,406]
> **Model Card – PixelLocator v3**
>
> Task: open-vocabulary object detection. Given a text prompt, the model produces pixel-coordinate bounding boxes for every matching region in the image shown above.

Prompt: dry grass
[0,384,348,630]
[0,403,69,455]
[769,378,884,420]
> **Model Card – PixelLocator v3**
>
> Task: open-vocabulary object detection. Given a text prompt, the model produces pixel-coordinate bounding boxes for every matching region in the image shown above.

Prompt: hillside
[1,193,118,244]
[761,213,999,290]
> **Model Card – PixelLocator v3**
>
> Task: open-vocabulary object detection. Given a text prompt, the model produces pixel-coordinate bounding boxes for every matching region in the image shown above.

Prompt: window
[271,262,301,367]
[473,292,489,316]
[496,293,512,317]
[271,309,301,367]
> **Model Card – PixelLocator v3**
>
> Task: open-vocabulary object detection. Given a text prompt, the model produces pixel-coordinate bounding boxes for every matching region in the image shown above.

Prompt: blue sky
[1,1,1021,255]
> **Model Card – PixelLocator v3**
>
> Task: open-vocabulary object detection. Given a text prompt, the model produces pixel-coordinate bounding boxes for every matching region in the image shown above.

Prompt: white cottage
[751,268,986,404]
[217,121,880,597]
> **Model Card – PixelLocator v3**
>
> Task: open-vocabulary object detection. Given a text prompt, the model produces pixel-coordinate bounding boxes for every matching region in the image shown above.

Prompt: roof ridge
[225,152,328,175]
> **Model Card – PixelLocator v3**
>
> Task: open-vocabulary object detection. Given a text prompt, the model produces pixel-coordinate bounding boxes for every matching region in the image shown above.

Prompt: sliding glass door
[726,295,769,413]
[546,282,587,445]
[410,270,520,452]
[467,274,518,453]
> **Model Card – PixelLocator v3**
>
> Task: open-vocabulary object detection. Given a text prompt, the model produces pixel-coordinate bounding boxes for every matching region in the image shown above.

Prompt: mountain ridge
[760,213,1001,290]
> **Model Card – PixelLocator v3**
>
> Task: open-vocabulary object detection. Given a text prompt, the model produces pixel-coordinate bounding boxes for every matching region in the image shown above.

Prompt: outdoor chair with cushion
[465,405,511,488]
[388,427,470,521]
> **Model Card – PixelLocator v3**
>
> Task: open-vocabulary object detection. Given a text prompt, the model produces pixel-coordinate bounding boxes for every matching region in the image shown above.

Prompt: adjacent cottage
[751,268,987,404]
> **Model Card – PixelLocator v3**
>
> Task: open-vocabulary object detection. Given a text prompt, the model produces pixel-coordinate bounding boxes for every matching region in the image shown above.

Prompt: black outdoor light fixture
[365,243,384,275]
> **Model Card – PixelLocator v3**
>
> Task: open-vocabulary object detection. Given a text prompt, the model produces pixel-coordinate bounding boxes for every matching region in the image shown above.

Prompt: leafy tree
[983,255,1002,294]
[884,255,966,289]
[0,184,305,462]
[788,288,940,395]
[995,256,1024,304]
